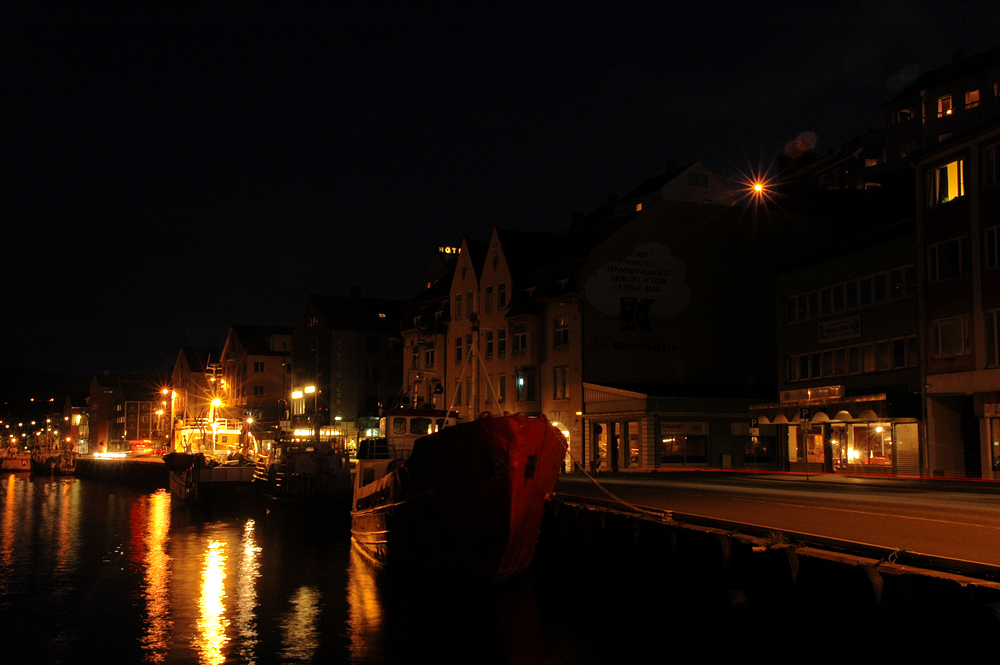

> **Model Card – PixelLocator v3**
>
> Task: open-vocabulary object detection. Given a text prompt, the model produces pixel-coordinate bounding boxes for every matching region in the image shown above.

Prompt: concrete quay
[539,495,1000,637]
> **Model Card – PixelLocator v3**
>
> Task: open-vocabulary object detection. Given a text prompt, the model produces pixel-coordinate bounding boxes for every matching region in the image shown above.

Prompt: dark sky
[5,2,1000,378]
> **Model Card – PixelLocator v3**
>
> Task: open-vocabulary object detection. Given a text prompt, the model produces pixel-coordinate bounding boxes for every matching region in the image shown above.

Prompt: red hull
[351,415,566,582]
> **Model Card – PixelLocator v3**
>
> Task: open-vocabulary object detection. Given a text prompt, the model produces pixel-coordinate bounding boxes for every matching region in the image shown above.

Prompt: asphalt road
[554,472,1000,566]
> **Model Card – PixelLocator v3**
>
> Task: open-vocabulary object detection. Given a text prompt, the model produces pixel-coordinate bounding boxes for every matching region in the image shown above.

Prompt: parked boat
[350,410,567,583]
[1,447,31,472]
[30,434,77,476]
[252,440,353,511]
[164,452,256,503]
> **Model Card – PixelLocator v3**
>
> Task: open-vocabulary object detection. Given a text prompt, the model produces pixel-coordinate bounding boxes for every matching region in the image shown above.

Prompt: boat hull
[1,454,31,472]
[350,415,566,583]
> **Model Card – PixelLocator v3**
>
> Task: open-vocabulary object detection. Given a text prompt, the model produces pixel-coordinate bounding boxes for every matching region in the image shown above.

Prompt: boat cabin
[353,408,459,504]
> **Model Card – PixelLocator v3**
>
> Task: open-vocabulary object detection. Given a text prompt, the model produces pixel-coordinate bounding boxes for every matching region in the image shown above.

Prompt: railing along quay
[541,493,1000,631]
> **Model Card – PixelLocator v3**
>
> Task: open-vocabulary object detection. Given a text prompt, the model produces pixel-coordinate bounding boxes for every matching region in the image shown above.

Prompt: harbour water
[0,472,671,664]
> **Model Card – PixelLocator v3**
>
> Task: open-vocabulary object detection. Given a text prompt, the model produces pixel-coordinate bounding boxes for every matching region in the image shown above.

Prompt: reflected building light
[197,540,230,665]
[346,547,384,662]
[234,519,261,663]
[1,475,19,594]
[279,586,321,663]
[142,490,172,663]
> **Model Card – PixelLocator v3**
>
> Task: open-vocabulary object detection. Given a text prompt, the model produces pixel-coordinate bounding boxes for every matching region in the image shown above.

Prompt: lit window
[635,203,642,212]
[965,89,980,109]
[930,315,971,358]
[926,159,965,206]
[865,157,878,168]
[515,368,535,401]
[937,95,953,117]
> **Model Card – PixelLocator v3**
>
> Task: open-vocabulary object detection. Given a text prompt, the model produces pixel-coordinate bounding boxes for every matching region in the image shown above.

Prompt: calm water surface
[0,473,632,664]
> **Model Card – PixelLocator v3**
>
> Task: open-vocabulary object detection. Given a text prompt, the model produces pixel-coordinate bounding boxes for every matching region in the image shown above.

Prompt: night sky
[5,2,999,379]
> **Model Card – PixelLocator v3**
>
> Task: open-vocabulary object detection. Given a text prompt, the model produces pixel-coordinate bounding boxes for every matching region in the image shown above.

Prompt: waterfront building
[401,162,828,471]
[168,347,240,453]
[290,290,407,450]
[218,324,295,451]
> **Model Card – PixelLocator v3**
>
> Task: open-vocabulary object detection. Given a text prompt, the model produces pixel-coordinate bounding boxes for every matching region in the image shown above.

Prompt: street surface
[555,472,1000,566]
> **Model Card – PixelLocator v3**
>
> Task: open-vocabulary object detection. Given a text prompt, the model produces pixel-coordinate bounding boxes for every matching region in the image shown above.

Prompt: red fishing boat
[350,409,566,583]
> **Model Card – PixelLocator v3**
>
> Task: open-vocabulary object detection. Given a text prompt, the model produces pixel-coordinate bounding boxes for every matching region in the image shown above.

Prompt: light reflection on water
[0,473,618,664]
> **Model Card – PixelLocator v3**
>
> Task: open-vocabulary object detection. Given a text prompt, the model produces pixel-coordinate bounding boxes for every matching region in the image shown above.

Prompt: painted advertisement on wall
[584,242,691,330]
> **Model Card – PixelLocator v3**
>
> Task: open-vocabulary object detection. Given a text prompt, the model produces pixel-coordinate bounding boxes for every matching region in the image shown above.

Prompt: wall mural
[584,242,691,330]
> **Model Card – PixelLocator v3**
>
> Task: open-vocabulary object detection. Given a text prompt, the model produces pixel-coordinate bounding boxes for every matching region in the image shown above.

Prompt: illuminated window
[928,236,970,282]
[937,95,953,117]
[865,157,878,168]
[515,368,535,401]
[965,89,980,109]
[930,315,971,358]
[635,203,642,212]
[926,159,965,206]
[896,108,913,123]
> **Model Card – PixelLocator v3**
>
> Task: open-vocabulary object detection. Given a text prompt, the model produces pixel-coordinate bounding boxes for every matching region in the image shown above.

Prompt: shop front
[751,386,922,475]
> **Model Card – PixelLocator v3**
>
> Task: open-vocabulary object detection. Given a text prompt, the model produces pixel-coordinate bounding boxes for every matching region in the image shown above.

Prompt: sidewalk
[595,465,1000,493]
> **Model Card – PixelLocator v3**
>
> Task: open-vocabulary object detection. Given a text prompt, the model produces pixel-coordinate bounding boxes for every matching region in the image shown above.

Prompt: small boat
[252,440,353,511]
[164,452,256,503]
[2,447,31,472]
[351,409,567,584]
